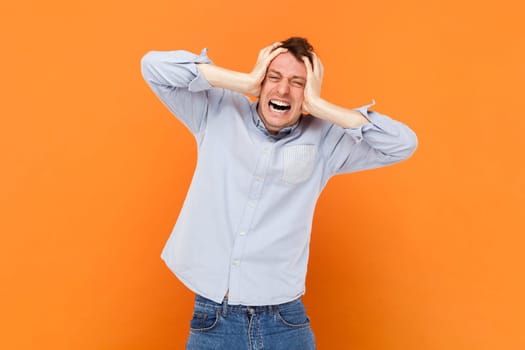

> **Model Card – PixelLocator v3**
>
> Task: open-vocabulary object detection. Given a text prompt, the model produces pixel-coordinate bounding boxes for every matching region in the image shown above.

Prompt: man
[141,37,417,349]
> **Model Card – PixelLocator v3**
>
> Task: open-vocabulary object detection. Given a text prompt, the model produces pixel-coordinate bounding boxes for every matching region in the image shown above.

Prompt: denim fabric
[186,294,316,350]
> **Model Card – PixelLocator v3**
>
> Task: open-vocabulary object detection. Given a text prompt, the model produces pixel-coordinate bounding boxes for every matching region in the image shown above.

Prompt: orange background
[2,0,524,349]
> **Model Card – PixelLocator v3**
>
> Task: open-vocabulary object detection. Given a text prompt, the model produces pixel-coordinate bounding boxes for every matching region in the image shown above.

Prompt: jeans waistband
[194,294,302,315]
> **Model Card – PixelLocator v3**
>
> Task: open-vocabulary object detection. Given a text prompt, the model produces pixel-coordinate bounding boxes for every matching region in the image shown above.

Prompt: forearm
[306,97,370,129]
[301,54,370,129]
[197,43,287,97]
[197,64,257,96]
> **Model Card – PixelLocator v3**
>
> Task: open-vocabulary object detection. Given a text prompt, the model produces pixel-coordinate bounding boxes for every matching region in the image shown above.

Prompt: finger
[302,56,313,77]
[268,47,287,61]
[259,42,280,58]
[311,52,323,77]
[267,42,282,53]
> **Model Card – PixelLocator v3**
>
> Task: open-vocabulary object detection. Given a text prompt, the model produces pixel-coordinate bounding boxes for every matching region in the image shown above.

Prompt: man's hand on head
[301,52,324,116]
[198,42,287,97]
[247,42,288,97]
[300,53,369,128]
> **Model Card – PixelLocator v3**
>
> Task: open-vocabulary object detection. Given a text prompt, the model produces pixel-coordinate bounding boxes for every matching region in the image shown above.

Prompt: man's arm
[302,53,418,174]
[141,43,286,136]
[302,53,370,129]
[196,43,287,96]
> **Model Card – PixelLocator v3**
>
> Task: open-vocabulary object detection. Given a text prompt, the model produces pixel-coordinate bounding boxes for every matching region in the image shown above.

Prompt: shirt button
[248,201,256,208]
[233,259,240,266]
[239,231,246,236]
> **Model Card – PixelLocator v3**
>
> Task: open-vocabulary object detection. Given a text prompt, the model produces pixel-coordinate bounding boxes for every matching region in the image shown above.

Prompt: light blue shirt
[141,49,418,306]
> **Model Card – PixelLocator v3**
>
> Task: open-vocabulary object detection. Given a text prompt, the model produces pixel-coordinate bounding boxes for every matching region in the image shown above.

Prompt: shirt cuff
[187,48,213,92]
[345,100,377,143]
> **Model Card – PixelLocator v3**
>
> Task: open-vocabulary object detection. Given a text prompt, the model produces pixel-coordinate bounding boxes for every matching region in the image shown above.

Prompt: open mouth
[269,99,291,113]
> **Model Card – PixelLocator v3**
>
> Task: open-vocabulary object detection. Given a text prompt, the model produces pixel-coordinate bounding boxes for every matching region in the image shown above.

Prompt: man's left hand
[302,53,324,115]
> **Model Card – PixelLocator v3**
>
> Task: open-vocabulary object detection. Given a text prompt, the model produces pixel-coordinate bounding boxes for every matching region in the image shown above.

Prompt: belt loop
[221,295,228,317]
[275,305,279,316]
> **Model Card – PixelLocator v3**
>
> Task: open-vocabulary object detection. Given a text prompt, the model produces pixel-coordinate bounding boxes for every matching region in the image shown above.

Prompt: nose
[276,80,290,95]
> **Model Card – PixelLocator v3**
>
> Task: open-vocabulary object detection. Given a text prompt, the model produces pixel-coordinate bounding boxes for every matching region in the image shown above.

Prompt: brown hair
[275,37,314,66]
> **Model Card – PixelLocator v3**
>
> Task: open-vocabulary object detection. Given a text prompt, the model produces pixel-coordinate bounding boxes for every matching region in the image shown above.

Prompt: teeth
[269,99,291,114]
[270,99,290,107]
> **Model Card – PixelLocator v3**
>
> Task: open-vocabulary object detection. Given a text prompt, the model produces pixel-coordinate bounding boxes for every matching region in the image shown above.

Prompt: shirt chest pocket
[281,145,317,184]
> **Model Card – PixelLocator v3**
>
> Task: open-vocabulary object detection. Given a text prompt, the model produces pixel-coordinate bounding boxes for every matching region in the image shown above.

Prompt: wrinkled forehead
[267,52,307,79]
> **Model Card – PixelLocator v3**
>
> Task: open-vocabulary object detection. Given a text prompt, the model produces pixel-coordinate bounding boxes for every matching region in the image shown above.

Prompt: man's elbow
[399,128,419,160]
[140,52,153,80]
[140,51,163,83]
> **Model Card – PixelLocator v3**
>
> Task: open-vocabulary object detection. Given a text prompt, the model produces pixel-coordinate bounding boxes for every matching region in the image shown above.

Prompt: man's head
[257,37,314,134]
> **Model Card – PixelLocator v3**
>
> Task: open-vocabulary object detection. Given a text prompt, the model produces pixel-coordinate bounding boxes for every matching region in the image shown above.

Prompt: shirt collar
[250,102,301,139]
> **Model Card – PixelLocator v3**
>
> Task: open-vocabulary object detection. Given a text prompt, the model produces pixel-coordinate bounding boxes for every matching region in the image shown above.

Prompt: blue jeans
[186,294,316,350]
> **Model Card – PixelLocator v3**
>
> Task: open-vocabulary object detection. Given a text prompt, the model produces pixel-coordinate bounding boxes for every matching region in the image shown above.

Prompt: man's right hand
[197,43,287,97]
[246,42,288,96]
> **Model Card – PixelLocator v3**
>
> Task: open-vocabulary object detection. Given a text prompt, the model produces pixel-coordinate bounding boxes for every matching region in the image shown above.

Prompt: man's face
[257,52,307,134]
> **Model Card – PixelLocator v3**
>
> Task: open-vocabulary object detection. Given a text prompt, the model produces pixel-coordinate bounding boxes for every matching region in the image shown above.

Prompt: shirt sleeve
[321,101,418,175]
[140,48,216,135]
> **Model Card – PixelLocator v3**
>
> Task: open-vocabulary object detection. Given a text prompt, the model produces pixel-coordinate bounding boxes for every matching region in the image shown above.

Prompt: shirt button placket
[227,140,274,301]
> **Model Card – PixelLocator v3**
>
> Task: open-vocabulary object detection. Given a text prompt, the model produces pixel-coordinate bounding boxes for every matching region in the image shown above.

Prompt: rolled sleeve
[344,100,377,143]
[141,48,213,90]
[188,49,213,92]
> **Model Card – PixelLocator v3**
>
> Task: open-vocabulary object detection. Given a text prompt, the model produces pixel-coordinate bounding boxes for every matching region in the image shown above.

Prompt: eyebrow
[267,69,306,81]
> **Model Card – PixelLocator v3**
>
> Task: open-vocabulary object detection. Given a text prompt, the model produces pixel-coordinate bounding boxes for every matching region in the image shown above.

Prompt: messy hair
[275,37,314,66]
